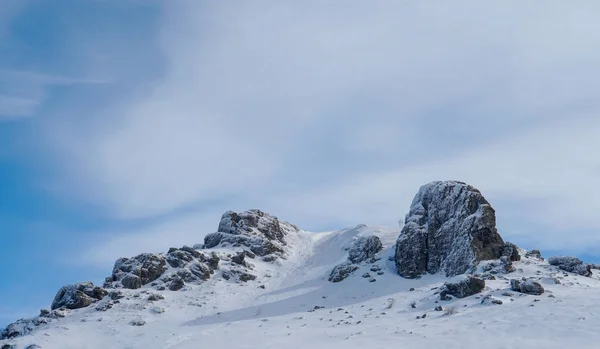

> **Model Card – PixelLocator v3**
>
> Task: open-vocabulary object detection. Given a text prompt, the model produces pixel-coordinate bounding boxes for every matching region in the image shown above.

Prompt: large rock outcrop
[548,256,592,277]
[329,233,383,283]
[203,209,300,257]
[106,253,168,289]
[395,181,505,278]
[439,275,486,300]
[51,282,107,310]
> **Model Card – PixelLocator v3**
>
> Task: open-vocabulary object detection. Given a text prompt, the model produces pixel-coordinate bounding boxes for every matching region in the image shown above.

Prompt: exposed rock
[481,295,503,305]
[510,279,545,295]
[548,256,592,277]
[147,293,165,301]
[167,276,185,291]
[1,309,67,340]
[328,262,359,283]
[51,282,107,310]
[525,249,542,259]
[129,319,146,326]
[108,253,168,289]
[238,272,257,282]
[2,344,16,349]
[439,276,485,300]
[348,236,383,264]
[203,209,300,257]
[502,242,521,262]
[395,181,505,278]
[25,345,41,349]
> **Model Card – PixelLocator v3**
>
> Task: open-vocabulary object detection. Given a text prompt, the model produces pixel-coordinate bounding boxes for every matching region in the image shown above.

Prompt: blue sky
[3,0,600,327]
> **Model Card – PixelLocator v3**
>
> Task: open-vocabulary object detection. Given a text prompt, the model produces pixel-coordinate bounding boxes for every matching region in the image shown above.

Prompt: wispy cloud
[39,1,600,261]
[0,69,108,120]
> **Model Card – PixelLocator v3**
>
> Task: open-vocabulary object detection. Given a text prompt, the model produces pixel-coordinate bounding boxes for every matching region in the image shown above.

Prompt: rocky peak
[394,180,505,278]
[204,209,300,257]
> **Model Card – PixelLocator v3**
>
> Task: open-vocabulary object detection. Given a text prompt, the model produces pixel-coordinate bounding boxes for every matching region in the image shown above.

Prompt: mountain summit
[2,181,599,349]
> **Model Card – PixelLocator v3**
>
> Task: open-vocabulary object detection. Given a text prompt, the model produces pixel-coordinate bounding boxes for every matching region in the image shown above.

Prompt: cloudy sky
[2,0,600,326]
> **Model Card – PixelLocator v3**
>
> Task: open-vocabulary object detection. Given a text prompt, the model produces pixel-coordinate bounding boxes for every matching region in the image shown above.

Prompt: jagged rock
[262,255,277,263]
[511,279,545,295]
[526,249,542,259]
[502,242,521,262]
[395,181,505,278]
[109,253,168,289]
[51,282,107,310]
[439,276,485,300]
[328,262,359,283]
[25,345,41,349]
[108,290,124,300]
[147,293,165,301]
[238,272,257,282]
[548,256,592,277]
[1,309,67,340]
[231,252,249,266]
[2,344,16,349]
[167,276,185,291]
[348,236,383,264]
[481,295,503,305]
[203,209,300,257]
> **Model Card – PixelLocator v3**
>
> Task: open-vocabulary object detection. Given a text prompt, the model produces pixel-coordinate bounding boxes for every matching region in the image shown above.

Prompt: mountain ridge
[2,180,599,349]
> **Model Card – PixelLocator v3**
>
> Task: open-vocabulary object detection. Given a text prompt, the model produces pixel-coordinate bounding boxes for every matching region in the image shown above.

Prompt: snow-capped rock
[106,253,168,289]
[395,180,505,278]
[51,282,107,310]
[328,234,384,282]
[510,278,545,295]
[548,256,592,277]
[348,236,383,264]
[439,275,485,300]
[203,209,300,257]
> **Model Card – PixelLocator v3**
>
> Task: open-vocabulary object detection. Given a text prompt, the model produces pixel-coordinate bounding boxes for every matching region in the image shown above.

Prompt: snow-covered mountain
[2,181,600,349]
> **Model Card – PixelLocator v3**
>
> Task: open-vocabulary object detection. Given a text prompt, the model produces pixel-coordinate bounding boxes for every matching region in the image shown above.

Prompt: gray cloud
[39,1,600,261]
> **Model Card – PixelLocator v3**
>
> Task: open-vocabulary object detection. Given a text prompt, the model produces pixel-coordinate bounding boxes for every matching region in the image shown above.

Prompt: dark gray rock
[510,279,545,295]
[328,262,359,283]
[238,272,257,282]
[548,256,592,277]
[348,236,383,264]
[25,345,41,349]
[109,253,168,289]
[481,295,503,305]
[147,293,165,301]
[502,242,521,262]
[108,290,124,300]
[2,344,16,349]
[203,209,300,257]
[525,249,542,259]
[168,276,185,291]
[51,282,106,310]
[439,276,485,300]
[395,181,505,278]
[129,319,146,326]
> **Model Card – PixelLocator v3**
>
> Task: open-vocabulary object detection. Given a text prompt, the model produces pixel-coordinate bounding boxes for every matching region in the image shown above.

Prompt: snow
[3,225,600,349]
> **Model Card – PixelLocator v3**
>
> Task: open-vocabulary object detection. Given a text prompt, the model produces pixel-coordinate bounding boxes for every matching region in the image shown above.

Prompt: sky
[2,0,600,327]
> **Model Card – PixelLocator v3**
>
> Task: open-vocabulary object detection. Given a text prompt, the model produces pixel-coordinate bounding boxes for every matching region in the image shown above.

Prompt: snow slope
[3,225,600,349]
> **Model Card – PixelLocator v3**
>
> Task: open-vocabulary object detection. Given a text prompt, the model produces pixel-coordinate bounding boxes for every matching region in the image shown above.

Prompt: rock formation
[203,209,300,257]
[395,181,505,278]
[439,276,486,300]
[548,256,592,277]
[51,282,107,310]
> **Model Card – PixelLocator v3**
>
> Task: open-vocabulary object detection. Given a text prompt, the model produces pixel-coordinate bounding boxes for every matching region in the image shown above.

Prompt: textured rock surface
[511,278,545,295]
[328,233,384,283]
[107,253,168,289]
[328,262,360,283]
[51,282,107,310]
[439,276,485,300]
[203,209,300,257]
[525,249,542,259]
[348,236,383,264]
[548,256,592,277]
[1,309,67,340]
[395,181,505,278]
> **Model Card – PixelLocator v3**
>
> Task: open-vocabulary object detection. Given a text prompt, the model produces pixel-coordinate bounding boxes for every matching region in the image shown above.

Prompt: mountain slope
[3,224,600,349]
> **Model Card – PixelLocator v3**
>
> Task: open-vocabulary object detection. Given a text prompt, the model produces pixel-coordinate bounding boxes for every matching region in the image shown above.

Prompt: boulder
[109,253,168,289]
[502,242,521,262]
[348,236,383,264]
[548,256,592,277]
[525,249,542,259]
[51,282,107,310]
[481,295,503,305]
[439,276,486,300]
[328,262,359,283]
[395,181,505,278]
[203,209,300,257]
[510,279,544,295]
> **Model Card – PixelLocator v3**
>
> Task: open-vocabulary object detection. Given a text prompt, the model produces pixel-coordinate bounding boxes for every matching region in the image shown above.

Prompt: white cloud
[45,1,600,257]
